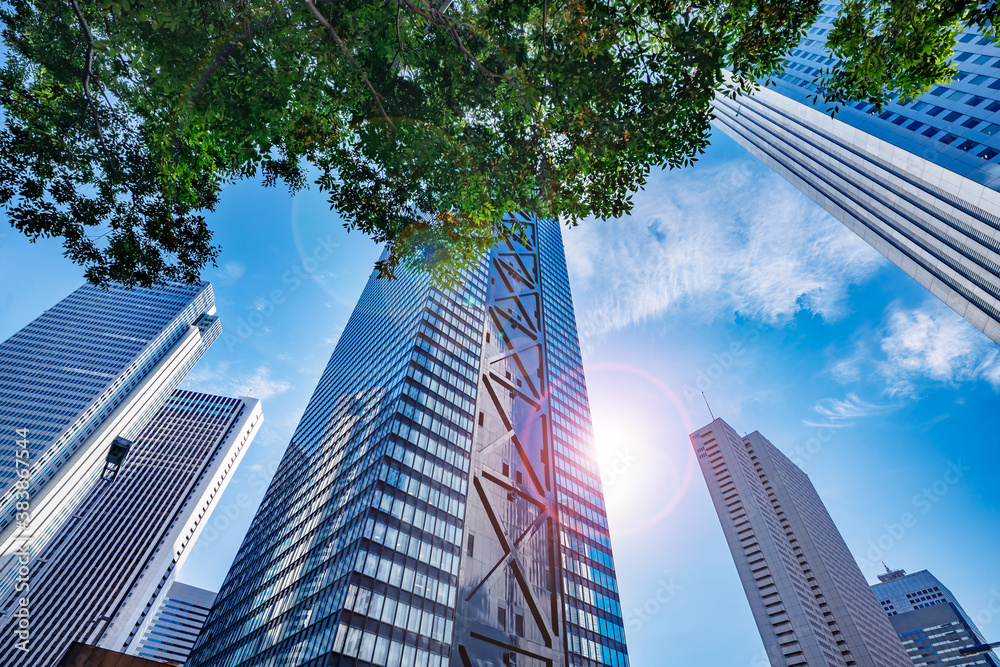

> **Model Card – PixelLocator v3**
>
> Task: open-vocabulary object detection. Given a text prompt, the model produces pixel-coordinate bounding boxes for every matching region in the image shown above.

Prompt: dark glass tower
[872,568,1000,666]
[187,216,629,667]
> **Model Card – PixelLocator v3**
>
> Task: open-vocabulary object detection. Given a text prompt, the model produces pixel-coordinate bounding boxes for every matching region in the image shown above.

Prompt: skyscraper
[872,568,1000,666]
[135,582,218,665]
[0,390,262,666]
[713,10,1000,344]
[187,215,628,667]
[0,282,220,593]
[690,418,911,667]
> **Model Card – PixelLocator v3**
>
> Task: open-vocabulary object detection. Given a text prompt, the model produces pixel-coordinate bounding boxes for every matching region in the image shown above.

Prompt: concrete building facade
[135,582,218,665]
[691,418,911,667]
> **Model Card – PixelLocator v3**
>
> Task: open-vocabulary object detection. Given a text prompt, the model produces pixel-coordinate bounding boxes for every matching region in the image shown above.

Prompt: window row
[333,620,450,667]
[353,549,456,608]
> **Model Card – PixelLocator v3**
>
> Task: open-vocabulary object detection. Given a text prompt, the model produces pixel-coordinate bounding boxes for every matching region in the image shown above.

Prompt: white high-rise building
[0,282,220,594]
[690,418,911,667]
[714,12,1000,344]
[135,582,218,665]
[0,390,262,666]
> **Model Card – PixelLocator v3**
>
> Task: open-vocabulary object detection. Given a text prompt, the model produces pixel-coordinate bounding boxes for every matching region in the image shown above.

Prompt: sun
[583,362,702,535]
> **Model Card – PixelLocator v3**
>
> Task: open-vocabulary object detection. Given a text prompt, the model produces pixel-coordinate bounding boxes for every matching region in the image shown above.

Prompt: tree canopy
[0,0,993,286]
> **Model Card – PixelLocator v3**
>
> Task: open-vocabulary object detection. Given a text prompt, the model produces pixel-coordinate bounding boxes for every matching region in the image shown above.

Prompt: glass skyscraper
[713,5,1000,344]
[187,215,628,667]
[872,568,1000,666]
[0,390,262,666]
[0,282,220,594]
[691,418,911,667]
[771,6,1000,188]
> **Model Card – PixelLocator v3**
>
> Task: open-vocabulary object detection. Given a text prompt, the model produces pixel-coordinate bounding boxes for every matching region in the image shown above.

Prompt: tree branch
[184,9,283,117]
[396,0,510,82]
[396,0,405,55]
[306,1,395,128]
[69,0,118,184]
[621,0,644,49]
[542,0,547,55]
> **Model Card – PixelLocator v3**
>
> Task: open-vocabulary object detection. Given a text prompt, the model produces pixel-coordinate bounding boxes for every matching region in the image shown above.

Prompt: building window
[962,117,981,129]
[957,139,979,151]
[966,95,986,106]
[944,110,963,122]
[906,120,925,131]
[939,133,959,144]
[955,52,973,62]
[979,147,999,160]
[922,126,940,138]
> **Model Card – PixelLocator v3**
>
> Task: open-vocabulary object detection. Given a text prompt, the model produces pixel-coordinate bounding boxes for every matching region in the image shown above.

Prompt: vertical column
[454,216,565,667]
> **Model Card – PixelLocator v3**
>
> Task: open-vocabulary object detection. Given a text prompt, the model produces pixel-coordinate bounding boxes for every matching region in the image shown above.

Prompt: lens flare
[584,362,699,538]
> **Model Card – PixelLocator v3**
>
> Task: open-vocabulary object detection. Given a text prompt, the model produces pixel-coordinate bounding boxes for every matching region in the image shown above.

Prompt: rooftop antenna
[883,561,892,574]
[701,392,715,421]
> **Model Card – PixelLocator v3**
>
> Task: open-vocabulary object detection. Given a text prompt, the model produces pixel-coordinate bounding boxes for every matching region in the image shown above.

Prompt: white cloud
[230,366,292,400]
[828,341,867,384]
[563,158,886,340]
[217,261,246,285]
[187,363,291,401]
[803,393,894,427]
[877,301,1000,396]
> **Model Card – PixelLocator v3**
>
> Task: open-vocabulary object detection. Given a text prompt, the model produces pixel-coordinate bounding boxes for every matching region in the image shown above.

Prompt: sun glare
[586,363,701,538]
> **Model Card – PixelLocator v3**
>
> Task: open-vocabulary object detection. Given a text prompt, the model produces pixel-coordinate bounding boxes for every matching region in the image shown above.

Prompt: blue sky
[2,129,999,666]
